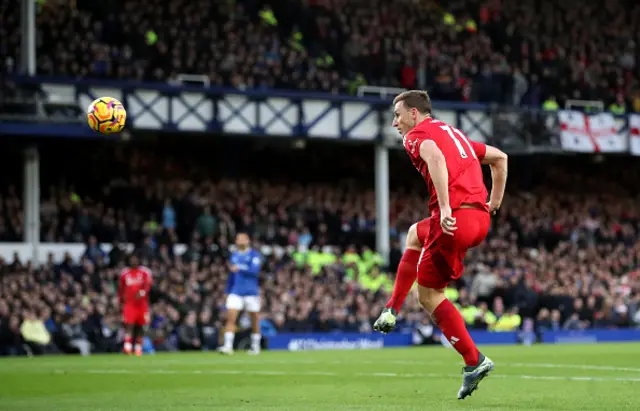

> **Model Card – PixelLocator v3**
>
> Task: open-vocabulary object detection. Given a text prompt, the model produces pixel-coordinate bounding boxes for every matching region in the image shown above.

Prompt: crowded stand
[1,0,640,357]
[0,139,639,356]
[2,0,640,109]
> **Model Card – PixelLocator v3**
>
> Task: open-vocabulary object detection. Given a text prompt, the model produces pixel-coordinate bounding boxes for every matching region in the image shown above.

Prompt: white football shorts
[225,294,261,313]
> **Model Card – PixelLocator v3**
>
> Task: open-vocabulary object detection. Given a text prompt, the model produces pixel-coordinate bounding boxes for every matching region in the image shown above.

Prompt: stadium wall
[267,330,640,351]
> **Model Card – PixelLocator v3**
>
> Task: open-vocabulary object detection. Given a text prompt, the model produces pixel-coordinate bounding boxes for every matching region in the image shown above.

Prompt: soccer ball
[87,97,126,134]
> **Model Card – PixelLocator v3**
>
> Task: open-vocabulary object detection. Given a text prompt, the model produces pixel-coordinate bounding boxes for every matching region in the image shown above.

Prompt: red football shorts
[417,208,490,289]
[122,305,149,326]
[416,217,431,246]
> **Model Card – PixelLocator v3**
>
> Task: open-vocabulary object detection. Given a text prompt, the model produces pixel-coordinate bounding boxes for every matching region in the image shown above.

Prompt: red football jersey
[403,118,489,215]
[118,266,152,306]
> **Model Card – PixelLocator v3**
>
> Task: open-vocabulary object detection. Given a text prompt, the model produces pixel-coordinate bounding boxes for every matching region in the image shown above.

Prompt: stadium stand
[1,138,639,355]
[2,0,639,107]
[1,0,640,356]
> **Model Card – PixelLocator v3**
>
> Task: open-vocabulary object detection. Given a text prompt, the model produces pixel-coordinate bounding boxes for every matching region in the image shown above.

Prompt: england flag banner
[630,114,640,156]
[558,110,626,153]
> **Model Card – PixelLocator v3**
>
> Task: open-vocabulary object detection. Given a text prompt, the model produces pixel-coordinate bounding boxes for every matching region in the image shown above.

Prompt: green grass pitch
[1,343,640,411]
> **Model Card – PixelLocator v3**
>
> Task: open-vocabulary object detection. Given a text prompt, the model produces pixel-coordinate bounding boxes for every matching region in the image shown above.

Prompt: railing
[1,75,639,156]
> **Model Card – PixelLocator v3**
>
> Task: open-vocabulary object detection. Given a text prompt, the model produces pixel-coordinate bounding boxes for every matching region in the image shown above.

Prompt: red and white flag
[630,114,640,156]
[558,110,626,153]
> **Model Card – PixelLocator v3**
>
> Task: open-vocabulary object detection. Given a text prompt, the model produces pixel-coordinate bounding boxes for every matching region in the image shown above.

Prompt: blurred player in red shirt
[118,254,152,356]
[373,90,508,400]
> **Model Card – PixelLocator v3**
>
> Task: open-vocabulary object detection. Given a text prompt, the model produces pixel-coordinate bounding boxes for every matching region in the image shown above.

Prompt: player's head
[129,253,140,267]
[392,90,432,136]
[235,232,251,251]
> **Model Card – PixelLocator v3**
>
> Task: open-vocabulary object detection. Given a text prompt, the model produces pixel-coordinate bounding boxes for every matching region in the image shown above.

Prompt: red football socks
[134,337,143,356]
[432,299,480,366]
[124,335,133,354]
[386,249,421,312]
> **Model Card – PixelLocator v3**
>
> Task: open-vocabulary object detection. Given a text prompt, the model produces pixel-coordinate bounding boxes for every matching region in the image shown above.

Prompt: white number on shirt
[440,125,477,159]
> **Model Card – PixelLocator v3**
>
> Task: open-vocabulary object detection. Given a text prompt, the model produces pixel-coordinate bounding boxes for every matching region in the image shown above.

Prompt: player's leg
[417,209,493,399]
[374,220,427,332]
[133,324,142,356]
[122,306,134,355]
[417,282,493,399]
[417,283,479,364]
[385,220,426,311]
[123,325,134,354]
[220,309,239,354]
[219,294,242,354]
[246,296,262,355]
[133,310,148,356]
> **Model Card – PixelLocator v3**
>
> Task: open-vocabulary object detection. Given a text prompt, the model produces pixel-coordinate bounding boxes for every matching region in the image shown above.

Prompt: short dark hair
[393,90,432,115]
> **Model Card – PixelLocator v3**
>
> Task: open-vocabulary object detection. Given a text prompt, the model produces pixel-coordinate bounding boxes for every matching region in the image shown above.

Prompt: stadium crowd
[1,0,640,356]
[2,0,640,109]
[0,141,639,355]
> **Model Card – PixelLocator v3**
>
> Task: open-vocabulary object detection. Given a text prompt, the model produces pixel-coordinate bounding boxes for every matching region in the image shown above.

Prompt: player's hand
[373,308,397,334]
[230,265,240,272]
[136,290,146,299]
[487,201,500,215]
[440,205,457,236]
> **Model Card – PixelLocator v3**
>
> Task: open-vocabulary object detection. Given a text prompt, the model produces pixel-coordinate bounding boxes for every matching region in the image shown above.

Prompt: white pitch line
[30,358,640,373]
[70,368,640,382]
[504,362,640,373]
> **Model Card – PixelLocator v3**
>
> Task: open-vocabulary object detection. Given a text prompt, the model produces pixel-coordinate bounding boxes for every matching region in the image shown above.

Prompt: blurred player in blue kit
[218,232,263,355]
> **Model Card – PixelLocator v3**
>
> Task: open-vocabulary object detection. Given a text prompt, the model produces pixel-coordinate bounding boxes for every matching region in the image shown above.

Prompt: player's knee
[406,224,422,251]
[417,292,430,310]
[417,286,446,313]
[225,310,239,324]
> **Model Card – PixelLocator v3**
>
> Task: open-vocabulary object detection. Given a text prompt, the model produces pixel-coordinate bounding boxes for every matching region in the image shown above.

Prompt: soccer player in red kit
[118,254,152,356]
[373,90,508,399]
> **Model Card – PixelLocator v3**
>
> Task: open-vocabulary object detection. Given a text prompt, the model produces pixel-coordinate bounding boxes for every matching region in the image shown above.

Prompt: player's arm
[248,254,262,277]
[228,253,240,272]
[478,144,508,213]
[239,254,262,278]
[224,272,234,294]
[420,139,457,235]
[419,140,450,209]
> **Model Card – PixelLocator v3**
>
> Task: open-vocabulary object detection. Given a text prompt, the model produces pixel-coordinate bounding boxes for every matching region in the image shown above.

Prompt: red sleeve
[471,141,486,161]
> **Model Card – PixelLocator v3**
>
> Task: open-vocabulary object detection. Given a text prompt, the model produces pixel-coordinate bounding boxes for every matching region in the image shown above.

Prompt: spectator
[535,308,552,332]
[196,207,216,239]
[472,302,496,330]
[95,316,122,353]
[549,310,563,331]
[412,317,441,346]
[19,310,52,355]
[178,311,202,351]
[469,264,497,304]
[163,199,177,230]
[198,310,218,351]
[1,315,23,356]
[0,135,638,356]
[59,313,92,356]
[83,236,106,265]
[563,312,584,330]
[492,307,522,332]
[2,0,638,107]
[108,242,126,268]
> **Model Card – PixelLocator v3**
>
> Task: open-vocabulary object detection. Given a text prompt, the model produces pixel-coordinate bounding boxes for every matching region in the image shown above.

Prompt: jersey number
[440,125,477,159]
